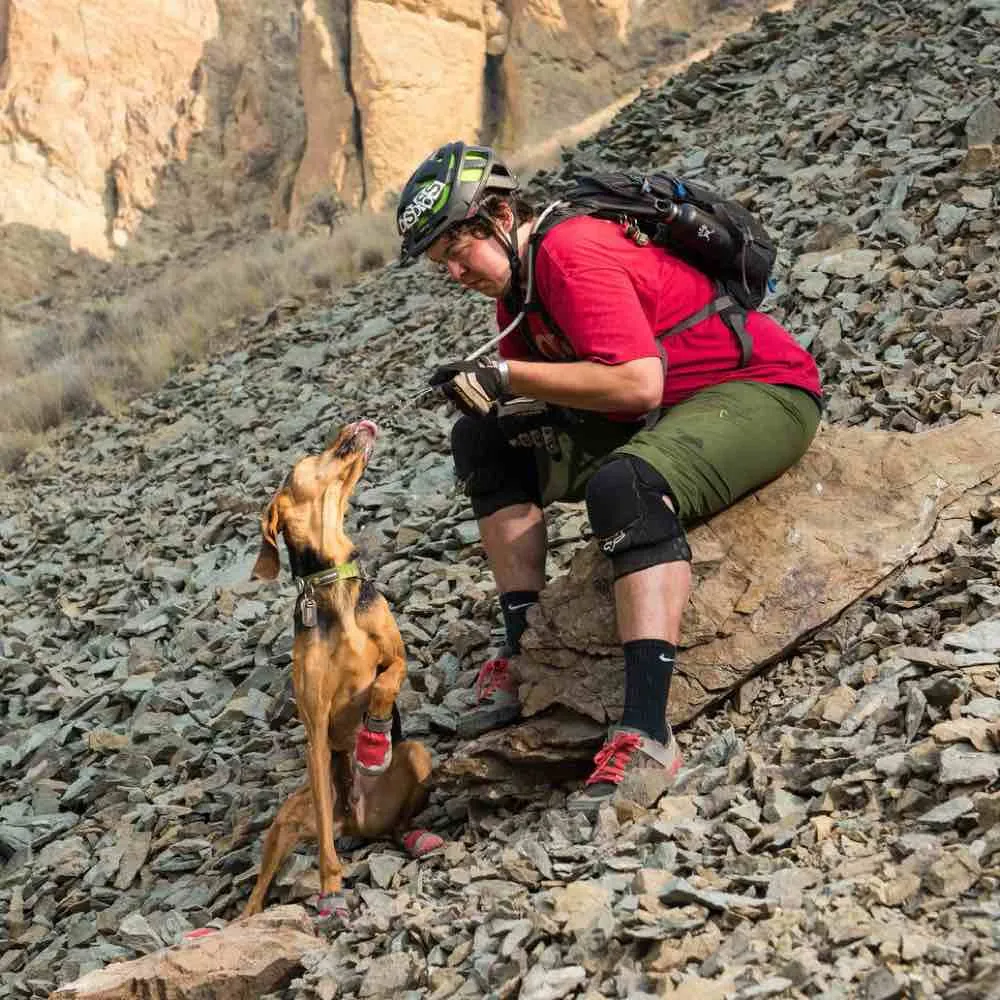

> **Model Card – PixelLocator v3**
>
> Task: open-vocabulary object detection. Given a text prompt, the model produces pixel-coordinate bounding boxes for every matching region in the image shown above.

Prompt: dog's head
[252,419,378,580]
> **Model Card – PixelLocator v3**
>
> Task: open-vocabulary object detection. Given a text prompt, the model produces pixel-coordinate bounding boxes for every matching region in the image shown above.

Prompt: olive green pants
[538,381,821,523]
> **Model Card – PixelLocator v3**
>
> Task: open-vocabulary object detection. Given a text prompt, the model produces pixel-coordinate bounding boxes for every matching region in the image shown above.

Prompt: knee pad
[585,455,691,579]
[451,415,541,519]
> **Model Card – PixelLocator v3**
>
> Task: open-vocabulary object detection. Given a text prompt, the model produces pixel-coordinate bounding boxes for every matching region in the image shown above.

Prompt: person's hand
[428,358,510,417]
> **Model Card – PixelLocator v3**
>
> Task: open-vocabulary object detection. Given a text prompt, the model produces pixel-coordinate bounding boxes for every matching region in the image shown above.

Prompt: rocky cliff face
[0,0,307,301]
[0,0,219,257]
[0,0,759,293]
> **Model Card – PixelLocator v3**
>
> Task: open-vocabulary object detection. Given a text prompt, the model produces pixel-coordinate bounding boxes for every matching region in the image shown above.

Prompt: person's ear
[498,201,516,233]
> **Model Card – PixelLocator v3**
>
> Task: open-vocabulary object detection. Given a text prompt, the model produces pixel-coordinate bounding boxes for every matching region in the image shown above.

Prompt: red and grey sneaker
[566,725,682,817]
[456,647,522,739]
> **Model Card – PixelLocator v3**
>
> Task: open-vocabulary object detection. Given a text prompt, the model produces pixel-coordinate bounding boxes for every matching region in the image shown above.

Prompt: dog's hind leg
[353,739,441,856]
[393,740,444,857]
[242,784,316,918]
[392,739,434,825]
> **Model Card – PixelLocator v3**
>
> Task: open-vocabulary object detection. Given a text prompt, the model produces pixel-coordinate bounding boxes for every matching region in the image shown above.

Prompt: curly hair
[445,192,537,243]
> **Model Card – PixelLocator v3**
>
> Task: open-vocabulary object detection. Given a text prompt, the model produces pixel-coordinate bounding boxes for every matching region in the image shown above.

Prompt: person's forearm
[505,357,662,412]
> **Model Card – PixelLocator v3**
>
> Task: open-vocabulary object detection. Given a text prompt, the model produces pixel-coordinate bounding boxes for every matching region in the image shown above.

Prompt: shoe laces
[585,730,643,787]
[475,655,513,702]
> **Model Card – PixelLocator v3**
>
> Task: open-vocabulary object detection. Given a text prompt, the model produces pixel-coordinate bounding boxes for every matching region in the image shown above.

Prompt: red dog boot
[402,829,445,858]
[315,892,349,921]
[354,713,393,775]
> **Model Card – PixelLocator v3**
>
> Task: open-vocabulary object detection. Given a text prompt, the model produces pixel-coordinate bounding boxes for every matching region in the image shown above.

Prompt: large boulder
[48,906,319,1000]
[441,417,1000,794]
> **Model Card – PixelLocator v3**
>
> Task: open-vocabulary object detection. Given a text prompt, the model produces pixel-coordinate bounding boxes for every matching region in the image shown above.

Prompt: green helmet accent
[397,141,518,261]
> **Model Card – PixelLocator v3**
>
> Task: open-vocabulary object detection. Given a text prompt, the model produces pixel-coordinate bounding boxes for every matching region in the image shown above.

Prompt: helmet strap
[484,201,523,312]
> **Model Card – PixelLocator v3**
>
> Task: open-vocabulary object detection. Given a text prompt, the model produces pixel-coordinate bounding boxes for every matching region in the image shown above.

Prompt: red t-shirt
[497,216,822,420]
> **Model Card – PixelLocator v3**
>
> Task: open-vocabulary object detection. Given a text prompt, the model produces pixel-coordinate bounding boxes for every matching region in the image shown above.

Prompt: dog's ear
[252,493,286,580]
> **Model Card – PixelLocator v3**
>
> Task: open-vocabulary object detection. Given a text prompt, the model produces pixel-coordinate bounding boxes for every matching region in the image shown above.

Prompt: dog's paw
[354,723,392,775]
[315,892,349,921]
[402,829,445,858]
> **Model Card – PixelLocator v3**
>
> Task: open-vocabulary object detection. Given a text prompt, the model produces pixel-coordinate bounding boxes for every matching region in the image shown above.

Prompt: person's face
[426,224,512,299]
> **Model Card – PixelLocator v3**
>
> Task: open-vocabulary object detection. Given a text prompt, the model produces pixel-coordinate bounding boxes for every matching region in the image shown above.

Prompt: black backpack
[518,171,778,367]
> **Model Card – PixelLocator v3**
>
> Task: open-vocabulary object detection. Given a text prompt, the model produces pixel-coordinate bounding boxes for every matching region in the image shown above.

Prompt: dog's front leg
[306,725,343,894]
[354,603,407,779]
[366,603,407,721]
[368,652,406,720]
[298,692,343,896]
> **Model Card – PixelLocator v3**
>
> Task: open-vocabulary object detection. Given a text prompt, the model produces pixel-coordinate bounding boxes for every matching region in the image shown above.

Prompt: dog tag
[300,596,317,629]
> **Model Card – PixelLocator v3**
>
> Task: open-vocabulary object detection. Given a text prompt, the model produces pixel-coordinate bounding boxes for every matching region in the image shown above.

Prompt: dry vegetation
[0,211,399,470]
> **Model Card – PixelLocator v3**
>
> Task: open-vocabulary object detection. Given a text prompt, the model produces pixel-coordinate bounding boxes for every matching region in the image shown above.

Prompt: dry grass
[0,210,398,471]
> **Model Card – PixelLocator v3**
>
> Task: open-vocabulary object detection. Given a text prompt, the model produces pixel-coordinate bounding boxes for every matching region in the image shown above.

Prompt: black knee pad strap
[451,414,541,519]
[585,455,691,580]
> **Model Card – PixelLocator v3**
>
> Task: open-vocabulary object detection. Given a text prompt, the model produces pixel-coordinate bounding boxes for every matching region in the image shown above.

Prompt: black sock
[499,590,539,653]
[620,639,675,743]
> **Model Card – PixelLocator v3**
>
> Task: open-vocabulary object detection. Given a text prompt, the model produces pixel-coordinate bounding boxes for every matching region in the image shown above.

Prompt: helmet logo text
[399,181,446,234]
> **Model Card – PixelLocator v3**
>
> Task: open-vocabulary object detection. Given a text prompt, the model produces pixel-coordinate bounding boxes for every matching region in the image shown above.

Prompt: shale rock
[2,0,1000,998]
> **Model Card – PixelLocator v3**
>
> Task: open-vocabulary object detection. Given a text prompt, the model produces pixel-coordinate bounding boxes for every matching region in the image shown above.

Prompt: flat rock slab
[442,417,1000,789]
[49,906,319,1000]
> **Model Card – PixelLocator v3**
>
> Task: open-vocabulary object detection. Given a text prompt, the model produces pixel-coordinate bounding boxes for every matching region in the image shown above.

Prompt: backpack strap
[654,290,753,368]
[515,201,584,360]
[721,301,754,368]
[644,290,754,429]
[477,202,568,363]
[518,214,754,433]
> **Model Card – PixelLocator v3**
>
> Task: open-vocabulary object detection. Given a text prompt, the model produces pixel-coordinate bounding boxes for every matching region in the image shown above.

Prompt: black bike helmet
[397,141,519,262]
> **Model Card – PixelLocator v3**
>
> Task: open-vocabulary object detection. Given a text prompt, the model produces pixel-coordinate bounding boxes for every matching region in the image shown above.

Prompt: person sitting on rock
[396,141,822,816]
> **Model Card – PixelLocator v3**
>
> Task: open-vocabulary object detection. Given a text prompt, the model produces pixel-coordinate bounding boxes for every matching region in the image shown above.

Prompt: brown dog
[242,419,439,917]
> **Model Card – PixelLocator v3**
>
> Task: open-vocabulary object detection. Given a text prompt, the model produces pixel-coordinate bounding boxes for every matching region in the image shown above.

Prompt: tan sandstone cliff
[0,0,762,297]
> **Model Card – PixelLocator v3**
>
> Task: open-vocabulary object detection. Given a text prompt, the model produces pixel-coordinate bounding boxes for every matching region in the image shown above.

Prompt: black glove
[495,396,563,459]
[429,358,510,418]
